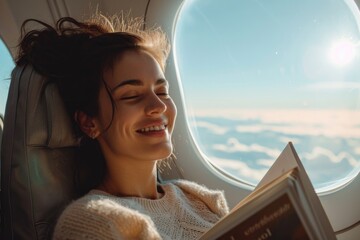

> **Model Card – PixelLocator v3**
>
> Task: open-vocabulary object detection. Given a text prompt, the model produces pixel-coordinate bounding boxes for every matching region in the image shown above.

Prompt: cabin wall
[0,0,149,57]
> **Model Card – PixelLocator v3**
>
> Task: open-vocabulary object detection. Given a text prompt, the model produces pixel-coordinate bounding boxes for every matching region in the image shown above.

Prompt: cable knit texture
[52,179,229,240]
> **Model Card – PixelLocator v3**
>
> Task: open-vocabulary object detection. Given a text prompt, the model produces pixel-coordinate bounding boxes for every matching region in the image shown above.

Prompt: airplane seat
[1,63,81,240]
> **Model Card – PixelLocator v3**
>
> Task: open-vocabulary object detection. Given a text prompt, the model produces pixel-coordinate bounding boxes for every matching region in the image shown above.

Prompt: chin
[159,150,173,160]
[140,141,173,161]
[154,145,173,160]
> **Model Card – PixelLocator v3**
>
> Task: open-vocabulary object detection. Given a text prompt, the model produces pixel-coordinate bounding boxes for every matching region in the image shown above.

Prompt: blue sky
[0,38,14,115]
[174,0,360,110]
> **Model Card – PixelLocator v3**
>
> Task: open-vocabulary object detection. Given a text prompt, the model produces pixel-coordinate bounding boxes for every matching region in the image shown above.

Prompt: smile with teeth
[138,124,166,133]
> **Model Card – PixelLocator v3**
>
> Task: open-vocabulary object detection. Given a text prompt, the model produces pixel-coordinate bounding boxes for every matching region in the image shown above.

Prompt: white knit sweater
[53,180,229,239]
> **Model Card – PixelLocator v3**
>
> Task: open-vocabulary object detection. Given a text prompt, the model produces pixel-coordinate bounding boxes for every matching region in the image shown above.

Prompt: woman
[17,14,229,239]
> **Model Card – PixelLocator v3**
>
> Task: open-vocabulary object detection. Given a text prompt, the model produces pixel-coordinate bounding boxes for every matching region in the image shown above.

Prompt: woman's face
[94,50,177,163]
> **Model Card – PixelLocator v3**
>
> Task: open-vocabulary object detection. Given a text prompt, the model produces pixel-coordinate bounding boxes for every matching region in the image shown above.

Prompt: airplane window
[0,38,14,116]
[174,0,360,192]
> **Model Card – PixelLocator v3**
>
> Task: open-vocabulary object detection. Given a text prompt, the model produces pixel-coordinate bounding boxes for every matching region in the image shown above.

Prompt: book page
[256,142,336,239]
[231,143,298,212]
[256,142,299,189]
[231,167,297,213]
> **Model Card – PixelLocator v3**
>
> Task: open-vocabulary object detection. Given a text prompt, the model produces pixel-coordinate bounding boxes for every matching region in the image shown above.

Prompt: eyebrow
[111,78,168,92]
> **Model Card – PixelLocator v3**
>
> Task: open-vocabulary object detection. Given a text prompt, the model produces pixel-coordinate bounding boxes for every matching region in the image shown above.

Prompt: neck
[98,159,161,199]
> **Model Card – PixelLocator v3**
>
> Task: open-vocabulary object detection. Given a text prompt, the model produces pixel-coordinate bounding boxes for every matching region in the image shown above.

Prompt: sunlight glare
[329,39,357,66]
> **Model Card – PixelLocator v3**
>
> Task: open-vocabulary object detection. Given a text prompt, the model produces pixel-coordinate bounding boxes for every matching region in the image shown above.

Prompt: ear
[75,111,100,139]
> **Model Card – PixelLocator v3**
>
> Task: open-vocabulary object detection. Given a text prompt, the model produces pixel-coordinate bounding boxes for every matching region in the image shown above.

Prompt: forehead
[103,50,165,88]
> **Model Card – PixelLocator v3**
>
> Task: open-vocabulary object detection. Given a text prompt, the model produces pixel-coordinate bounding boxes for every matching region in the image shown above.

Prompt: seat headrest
[23,65,78,148]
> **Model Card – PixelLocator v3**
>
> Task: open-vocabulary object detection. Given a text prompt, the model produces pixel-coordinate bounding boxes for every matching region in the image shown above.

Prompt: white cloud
[303,146,359,167]
[195,121,229,135]
[212,138,281,159]
[210,156,267,182]
[222,109,360,138]
[192,109,360,187]
[305,81,360,90]
[353,146,360,155]
[195,109,360,130]
[256,159,275,167]
[236,123,360,138]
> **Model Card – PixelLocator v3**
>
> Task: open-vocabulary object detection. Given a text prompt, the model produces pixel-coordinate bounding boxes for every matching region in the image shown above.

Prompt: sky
[173,0,360,189]
[0,38,14,115]
[174,0,360,111]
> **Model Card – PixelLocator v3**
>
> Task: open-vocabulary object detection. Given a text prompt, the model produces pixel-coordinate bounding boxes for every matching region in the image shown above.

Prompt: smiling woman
[13,15,229,240]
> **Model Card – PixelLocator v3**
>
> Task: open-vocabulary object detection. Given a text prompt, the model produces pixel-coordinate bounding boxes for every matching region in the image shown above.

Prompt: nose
[145,92,167,116]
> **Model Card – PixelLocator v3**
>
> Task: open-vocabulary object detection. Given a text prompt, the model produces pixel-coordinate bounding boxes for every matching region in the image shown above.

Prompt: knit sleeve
[52,195,162,240]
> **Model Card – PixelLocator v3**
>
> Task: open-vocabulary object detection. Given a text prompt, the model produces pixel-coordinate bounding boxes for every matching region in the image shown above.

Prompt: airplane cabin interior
[0,0,359,239]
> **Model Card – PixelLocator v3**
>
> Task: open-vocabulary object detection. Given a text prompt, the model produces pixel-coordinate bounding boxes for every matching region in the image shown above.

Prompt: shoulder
[53,192,161,240]
[164,179,229,217]
[58,192,136,220]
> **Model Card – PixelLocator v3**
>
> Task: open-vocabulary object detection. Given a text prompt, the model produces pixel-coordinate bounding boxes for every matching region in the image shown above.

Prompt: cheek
[99,109,128,148]
[109,104,141,131]
[97,95,114,130]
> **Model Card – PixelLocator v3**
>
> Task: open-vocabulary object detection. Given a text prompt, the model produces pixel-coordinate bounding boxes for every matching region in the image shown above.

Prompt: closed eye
[120,95,139,100]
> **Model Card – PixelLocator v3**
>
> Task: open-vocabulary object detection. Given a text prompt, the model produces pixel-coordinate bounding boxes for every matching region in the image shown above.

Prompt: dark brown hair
[17,15,170,125]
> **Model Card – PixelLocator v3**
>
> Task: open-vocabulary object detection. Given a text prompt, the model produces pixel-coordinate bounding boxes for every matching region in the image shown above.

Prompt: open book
[200,142,336,240]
